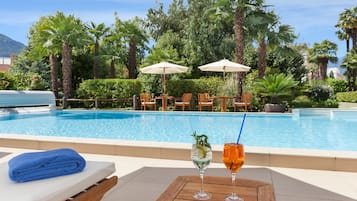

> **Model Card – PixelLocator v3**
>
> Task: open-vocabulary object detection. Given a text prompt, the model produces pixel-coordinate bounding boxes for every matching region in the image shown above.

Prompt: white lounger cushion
[0,161,115,201]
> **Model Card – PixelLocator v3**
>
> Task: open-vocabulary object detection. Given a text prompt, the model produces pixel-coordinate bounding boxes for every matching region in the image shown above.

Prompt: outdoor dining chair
[233,92,252,112]
[140,93,156,111]
[174,93,192,111]
[198,93,214,111]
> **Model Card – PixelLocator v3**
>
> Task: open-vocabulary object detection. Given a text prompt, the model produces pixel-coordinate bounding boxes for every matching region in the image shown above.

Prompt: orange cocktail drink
[223,143,245,173]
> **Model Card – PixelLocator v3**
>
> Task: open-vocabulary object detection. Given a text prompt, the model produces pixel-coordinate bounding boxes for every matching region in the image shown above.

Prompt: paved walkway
[1,147,357,201]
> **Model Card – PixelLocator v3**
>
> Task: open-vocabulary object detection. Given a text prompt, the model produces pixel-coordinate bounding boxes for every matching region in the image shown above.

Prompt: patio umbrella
[199,59,251,98]
[140,61,188,94]
[198,59,250,77]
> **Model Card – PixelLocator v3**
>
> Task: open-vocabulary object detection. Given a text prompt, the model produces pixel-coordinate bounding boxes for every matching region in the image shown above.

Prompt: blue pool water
[1,110,357,151]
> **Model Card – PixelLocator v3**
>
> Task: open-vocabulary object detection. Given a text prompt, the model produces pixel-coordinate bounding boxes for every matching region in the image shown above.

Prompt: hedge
[336,91,357,103]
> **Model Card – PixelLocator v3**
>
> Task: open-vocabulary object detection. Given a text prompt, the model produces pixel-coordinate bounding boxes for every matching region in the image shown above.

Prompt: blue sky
[0,0,355,57]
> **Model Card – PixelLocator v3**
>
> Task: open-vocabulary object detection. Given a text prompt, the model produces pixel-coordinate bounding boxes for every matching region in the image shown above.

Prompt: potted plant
[255,73,298,112]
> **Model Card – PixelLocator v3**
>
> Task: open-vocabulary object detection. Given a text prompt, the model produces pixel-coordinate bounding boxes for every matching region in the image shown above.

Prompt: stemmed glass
[222,142,245,201]
[191,136,212,200]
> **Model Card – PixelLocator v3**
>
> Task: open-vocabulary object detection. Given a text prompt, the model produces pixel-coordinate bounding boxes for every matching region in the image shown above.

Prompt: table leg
[162,96,167,111]
[221,97,227,112]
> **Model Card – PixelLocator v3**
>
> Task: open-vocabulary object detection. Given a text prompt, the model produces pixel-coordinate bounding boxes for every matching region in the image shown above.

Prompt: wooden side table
[157,176,275,201]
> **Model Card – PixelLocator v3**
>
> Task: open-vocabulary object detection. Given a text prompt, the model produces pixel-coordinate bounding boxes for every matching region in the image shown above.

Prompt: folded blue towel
[8,148,86,182]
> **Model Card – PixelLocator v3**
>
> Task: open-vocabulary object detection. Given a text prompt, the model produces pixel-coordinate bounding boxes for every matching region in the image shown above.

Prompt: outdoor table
[214,96,235,112]
[155,95,174,111]
[157,175,275,201]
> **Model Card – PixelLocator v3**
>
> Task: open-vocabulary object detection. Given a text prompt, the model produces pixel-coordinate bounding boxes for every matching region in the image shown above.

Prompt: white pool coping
[1,134,357,172]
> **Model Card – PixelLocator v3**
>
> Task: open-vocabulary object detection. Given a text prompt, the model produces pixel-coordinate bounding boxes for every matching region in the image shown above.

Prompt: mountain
[0,33,25,57]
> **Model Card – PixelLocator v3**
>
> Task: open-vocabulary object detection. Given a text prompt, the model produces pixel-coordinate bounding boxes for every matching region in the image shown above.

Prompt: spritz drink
[223,143,245,201]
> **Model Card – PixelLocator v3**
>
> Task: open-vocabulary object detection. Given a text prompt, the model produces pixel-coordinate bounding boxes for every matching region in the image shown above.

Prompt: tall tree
[28,16,61,97]
[88,22,110,79]
[247,10,296,78]
[44,12,89,108]
[115,16,148,79]
[308,40,338,80]
[335,7,357,52]
[102,30,126,78]
[208,0,264,98]
[341,49,357,90]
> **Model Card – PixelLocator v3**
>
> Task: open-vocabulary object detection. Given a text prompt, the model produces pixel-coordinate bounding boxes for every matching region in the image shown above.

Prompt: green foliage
[76,79,142,99]
[308,40,338,63]
[167,77,224,97]
[309,85,334,102]
[267,46,306,82]
[0,72,15,89]
[254,73,298,103]
[336,92,357,102]
[326,78,348,93]
[291,95,339,108]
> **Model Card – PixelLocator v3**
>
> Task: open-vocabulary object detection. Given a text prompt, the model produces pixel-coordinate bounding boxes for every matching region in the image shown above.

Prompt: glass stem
[200,169,205,194]
[231,172,237,198]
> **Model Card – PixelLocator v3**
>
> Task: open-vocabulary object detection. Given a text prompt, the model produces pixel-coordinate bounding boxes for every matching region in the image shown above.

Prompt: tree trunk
[49,54,58,98]
[128,39,137,79]
[317,57,328,80]
[62,42,72,108]
[258,40,267,78]
[352,28,357,50]
[93,40,99,79]
[346,38,350,52]
[109,59,116,78]
[234,6,244,100]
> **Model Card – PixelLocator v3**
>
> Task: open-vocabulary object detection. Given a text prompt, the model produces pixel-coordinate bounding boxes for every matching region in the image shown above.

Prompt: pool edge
[1,134,357,172]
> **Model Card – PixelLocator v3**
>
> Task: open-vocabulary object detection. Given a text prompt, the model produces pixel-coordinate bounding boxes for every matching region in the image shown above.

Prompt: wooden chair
[174,93,192,111]
[140,93,156,111]
[198,93,214,111]
[234,93,252,112]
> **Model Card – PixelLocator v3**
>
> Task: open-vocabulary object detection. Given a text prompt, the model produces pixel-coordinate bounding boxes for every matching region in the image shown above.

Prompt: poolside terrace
[1,144,357,201]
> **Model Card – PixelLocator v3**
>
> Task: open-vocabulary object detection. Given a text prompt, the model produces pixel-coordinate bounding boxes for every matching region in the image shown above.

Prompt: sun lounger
[0,161,118,201]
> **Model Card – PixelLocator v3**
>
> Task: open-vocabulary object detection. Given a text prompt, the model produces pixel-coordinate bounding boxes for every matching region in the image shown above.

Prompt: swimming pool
[1,109,357,152]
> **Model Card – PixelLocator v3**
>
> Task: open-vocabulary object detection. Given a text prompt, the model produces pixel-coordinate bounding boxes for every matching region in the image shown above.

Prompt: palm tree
[45,12,89,108]
[247,10,296,78]
[88,22,110,79]
[335,7,357,51]
[101,31,126,78]
[208,0,264,98]
[308,40,338,80]
[115,16,148,79]
[341,49,357,90]
[28,16,61,98]
[255,73,298,104]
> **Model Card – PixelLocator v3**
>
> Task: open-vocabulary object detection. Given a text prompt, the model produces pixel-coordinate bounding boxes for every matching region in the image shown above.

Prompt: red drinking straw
[236,113,246,144]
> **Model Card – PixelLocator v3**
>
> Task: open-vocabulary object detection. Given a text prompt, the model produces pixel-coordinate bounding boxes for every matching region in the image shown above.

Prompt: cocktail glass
[222,143,245,201]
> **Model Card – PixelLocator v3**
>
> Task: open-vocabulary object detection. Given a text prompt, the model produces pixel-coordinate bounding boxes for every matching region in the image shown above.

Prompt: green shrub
[291,95,339,108]
[0,72,15,89]
[309,85,334,102]
[326,79,348,93]
[291,95,314,108]
[336,92,357,102]
[313,99,339,108]
[167,77,224,97]
[76,79,142,108]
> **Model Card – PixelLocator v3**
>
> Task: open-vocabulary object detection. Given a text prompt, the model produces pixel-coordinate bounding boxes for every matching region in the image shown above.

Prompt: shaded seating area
[140,93,156,111]
[234,92,253,112]
[174,93,192,111]
[198,93,214,111]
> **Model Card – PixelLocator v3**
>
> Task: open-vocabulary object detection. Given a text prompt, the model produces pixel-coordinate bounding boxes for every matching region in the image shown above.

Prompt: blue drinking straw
[236,113,246,144]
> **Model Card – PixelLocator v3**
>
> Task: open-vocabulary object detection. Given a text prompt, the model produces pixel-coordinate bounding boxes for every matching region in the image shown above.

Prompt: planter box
[264,104,285,113]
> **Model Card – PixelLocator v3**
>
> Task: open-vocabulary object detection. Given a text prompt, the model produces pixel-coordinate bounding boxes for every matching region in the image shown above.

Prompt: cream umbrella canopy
[198,59,250,77]
[140,61,188,94]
